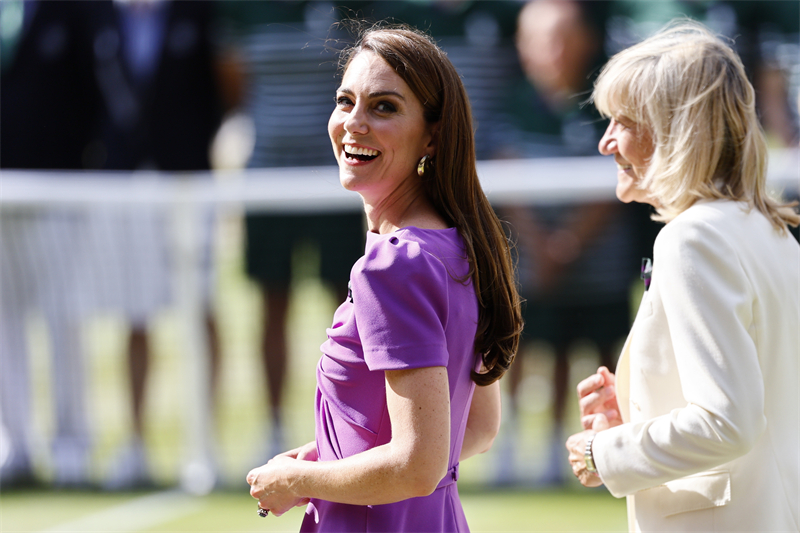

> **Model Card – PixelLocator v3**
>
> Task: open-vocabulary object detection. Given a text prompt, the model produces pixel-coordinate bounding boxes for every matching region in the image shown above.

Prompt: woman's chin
[616,187,657,207]
[338,168,359,190]
[616,176,654,205]
[615,183,637,204]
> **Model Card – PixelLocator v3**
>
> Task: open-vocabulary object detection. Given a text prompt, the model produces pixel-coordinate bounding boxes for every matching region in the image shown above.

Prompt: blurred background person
[214,0,365,462]
[361,0,521,161]
[605,0,799,149]
[719,0,800,243]
[82,0,224,489]
[0,0,101,488]
[727,0,799,148]
[492,0,648,487]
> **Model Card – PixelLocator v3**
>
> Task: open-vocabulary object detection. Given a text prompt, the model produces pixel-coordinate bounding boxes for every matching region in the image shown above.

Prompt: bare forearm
[249,367,451,512]
[280,441,444,506]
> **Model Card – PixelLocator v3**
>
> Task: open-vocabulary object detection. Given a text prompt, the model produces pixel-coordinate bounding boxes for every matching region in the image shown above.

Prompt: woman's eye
[335,96,353,107]
[375,101,396,113]
[614,117,634,130]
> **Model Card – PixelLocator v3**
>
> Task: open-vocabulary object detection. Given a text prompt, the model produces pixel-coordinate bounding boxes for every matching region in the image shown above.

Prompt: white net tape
[3,149,798,208]
[0,151,797,491]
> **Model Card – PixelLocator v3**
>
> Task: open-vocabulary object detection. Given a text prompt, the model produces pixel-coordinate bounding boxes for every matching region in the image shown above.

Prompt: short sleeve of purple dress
[301,227,480,533]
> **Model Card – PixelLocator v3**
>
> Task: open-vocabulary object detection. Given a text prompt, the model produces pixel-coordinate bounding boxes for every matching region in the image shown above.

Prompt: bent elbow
[405,456,448,498]
[475,415,502,454]
[404,472,443,498]
[477,431,498,455]
[410,480,438,498]
[710,409,766,459]
[728,416,765,456]
[484,418,501,453]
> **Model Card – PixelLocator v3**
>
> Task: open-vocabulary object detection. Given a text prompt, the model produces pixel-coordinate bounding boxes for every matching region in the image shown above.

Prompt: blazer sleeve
[593,215,767,498]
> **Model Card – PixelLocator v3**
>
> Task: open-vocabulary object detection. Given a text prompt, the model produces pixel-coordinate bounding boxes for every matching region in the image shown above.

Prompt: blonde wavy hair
[592,19,799,232]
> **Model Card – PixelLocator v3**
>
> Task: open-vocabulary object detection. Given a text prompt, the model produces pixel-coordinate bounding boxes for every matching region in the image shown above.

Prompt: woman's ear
[426,122,441,156]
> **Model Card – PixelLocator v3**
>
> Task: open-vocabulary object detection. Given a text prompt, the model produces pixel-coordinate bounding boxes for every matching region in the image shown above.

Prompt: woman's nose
[344,105,368,135]
[598,122,617,156]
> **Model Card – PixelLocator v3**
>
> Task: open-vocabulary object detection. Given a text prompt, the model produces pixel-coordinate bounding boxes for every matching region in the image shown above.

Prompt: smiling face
[328,51,435,204]
[598,116,656,206]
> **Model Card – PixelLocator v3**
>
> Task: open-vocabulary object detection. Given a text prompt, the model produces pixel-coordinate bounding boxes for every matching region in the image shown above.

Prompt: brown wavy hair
[336,23,523,385]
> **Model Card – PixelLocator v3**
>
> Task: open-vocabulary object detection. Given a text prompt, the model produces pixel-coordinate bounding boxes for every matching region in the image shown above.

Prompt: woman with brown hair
[246,24,522,532]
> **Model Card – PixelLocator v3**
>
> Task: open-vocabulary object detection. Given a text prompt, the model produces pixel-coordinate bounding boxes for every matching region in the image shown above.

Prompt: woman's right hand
[247,441,318,515]
[577,366,621,430]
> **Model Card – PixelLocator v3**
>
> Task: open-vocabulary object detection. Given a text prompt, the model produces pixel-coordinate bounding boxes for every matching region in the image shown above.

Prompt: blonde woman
[566,20,800,532]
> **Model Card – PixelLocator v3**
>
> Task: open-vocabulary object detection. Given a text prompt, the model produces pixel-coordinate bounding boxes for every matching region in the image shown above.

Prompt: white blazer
[593,200,800,532]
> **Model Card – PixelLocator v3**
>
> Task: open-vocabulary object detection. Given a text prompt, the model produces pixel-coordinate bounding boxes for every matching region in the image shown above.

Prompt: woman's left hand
[566,415,609,488]
[247,455,311,517]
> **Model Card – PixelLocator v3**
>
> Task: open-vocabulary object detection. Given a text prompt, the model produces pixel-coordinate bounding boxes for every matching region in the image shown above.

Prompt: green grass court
[0,486,627,532]
[2,217,631,532]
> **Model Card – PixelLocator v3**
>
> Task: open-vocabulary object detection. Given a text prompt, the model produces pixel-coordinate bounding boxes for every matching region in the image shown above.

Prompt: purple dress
[301,227,480,533]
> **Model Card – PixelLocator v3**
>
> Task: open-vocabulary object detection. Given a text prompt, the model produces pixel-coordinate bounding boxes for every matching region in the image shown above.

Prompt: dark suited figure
[84,0,224,489]
[215,1,365,460]
[360,0,522,161]
[496,0,644,486]
[0,0,100,487]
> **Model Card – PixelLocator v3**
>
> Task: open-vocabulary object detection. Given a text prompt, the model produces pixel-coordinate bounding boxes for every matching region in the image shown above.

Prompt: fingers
[592,413,610,431]
[277,442,317,462]
[248,462,309,518]
[246,468,259,487]
[577,367,617,397]
[570,455,584,478]
[578,384,616,418]
[296,442,318,462]
[566,430,606,489]
[581,407,621,429]
[576,372,605,399]
[296,450,311,461]
[259,497,310,518]
[564,432,585,457]
[565,431,591,480]
[598,366,616,387]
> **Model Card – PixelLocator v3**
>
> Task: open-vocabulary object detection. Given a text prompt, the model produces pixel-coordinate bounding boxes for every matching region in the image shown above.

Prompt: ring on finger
[257,507,269,518]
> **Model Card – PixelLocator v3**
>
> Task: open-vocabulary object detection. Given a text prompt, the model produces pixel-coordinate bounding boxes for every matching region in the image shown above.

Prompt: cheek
[634,133,655,166]
[331,115,348,159]
[328,113,339,142]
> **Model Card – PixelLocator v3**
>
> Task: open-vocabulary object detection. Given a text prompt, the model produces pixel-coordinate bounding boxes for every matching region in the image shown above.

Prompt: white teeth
[344,146,379,157]
[618,164,632,170]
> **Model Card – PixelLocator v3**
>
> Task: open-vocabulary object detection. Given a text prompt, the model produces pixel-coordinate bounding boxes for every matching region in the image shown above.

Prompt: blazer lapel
[616,332,632,424]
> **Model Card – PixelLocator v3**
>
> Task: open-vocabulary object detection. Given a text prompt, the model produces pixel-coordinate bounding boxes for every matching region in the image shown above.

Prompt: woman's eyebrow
[369,90,405,100]
[336,87,405,101]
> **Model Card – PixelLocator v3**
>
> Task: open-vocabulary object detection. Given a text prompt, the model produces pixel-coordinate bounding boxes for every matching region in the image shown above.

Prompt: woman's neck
[364,192,448,235]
